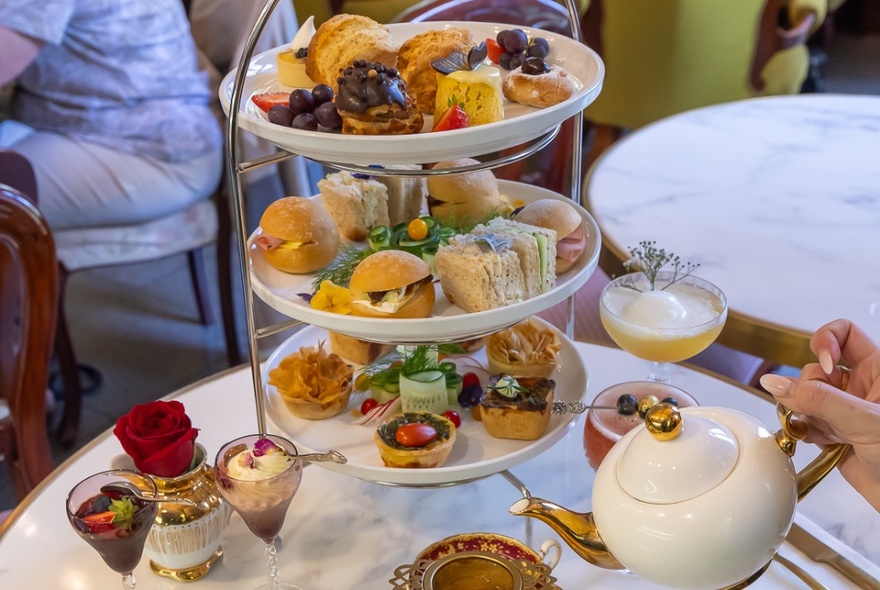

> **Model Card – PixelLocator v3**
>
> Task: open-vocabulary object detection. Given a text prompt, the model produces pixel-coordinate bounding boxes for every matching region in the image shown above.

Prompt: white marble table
[1,341,879,589]
[585,94,880,367]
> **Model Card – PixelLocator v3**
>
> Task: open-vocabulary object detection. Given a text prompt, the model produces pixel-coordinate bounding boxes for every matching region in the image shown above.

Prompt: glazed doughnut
[502,58,575,108]
[335,60,424,135]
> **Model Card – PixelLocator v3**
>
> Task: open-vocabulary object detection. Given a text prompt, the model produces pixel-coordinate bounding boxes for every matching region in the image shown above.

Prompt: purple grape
[527,41,548,59]
[496,29,512,47]
[502,29,528,54]
[312,84,334,106]
[509,52,528,70]
[314,101,342,129]
[521,57,550,76]
[292,112,318,131]
[267,105,295,126]
[531,37,549,51]
[499,51,513,70]
[288,88,315,116]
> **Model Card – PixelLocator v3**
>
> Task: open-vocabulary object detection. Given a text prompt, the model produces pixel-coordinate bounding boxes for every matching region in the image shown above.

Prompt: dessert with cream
[276,16,316,88]
[335,60,423,135]
[225,438,295,481]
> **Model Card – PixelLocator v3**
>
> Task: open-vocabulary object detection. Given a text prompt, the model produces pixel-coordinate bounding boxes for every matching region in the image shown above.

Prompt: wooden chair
[0,182,56,500]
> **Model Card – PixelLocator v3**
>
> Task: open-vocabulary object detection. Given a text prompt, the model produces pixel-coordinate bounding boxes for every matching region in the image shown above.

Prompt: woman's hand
[760,319,880,511]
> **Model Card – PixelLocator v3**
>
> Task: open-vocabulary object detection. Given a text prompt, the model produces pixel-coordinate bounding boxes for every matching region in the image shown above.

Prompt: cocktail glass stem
[122,573,136,589]
[647,361,672,383]
[265,539,281,590]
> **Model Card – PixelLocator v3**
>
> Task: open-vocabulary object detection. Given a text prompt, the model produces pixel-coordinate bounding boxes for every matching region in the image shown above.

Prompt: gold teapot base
[149,547,223,582]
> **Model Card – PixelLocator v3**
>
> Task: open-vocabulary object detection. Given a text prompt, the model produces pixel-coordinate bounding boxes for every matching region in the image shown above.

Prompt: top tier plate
[220,21,604,165]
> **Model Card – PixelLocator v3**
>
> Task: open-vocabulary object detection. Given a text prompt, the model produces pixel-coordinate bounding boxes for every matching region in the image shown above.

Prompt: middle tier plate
[263,319,587,486]
[248,180,601,344]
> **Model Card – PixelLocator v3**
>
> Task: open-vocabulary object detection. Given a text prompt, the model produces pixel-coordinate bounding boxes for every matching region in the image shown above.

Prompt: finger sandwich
[435,233,525,312]
[470,217,557,299]
[318,170,390,241]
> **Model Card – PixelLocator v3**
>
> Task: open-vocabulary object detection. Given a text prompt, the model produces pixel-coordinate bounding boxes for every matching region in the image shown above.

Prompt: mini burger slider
[257,197,340,274]
[514,199,587,273]
[349,250,435,318]
[426,158,511,228]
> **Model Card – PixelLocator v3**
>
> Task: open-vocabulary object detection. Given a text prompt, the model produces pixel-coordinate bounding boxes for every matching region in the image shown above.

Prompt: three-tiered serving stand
[221,0,604,548]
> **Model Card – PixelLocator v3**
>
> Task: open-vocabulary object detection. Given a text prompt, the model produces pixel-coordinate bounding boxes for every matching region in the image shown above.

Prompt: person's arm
[0,25,43,85]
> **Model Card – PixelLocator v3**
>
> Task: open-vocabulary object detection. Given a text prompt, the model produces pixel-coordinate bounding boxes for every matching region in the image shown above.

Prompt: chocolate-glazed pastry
[335,60,424,135]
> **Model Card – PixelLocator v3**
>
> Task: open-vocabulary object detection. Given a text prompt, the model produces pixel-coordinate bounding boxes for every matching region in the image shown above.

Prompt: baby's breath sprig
[623,240,699,291]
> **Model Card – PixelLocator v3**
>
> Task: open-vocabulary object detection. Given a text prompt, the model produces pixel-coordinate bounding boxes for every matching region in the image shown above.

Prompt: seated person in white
[0,0,222,230]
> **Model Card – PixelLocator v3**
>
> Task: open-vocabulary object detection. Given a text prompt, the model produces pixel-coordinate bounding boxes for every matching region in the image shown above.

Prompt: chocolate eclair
[335,60,424,135]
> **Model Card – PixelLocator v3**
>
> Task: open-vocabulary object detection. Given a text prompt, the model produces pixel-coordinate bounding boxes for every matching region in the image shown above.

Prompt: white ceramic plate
[263,318,587,486]
[248,180,601,344]
[220,21,604,165]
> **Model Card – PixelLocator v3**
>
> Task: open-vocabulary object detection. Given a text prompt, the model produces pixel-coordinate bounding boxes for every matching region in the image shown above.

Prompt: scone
[397,28,473,114]
[335,60,424,135]
[479,375,555,440]
[305,14,398,91]
[502,58,575,107]
[318,170,390,241]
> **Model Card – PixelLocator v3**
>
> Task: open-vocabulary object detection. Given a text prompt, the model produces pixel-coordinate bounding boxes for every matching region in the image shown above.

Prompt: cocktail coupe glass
[214,434,304,590]
[600,270,728,383]
[66,469,159,589]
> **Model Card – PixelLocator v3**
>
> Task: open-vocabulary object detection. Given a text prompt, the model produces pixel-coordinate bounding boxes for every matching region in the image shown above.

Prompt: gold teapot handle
[775,402,852,502]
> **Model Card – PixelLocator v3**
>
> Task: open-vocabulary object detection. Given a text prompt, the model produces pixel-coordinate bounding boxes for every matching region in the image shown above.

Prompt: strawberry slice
[82,510,117,533]
[251,92,290,113]
[432,103,469,132]
[485,38,504,64]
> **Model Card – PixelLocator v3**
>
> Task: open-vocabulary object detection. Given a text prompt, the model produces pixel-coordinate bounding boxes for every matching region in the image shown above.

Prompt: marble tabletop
[585,94,880,367]
[2,340,879,589]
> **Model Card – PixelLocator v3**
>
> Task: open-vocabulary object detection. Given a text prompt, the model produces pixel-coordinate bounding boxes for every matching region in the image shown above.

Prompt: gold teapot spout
[775,403,852,500]
[509,497,624,570]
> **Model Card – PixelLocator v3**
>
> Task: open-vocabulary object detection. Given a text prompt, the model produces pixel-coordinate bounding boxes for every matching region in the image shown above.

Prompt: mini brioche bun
[515,199,583,273]
[260,197,340,274]
[427,159,511,227]
[427,159,499,205]
[349,250,435,318]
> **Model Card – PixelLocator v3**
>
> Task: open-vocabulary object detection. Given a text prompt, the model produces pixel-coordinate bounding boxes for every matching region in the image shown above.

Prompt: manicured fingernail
[760,374,792,397]
[819,349,833,374]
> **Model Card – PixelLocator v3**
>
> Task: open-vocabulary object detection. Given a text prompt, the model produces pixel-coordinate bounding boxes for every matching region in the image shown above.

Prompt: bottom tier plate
[263,319,587,486]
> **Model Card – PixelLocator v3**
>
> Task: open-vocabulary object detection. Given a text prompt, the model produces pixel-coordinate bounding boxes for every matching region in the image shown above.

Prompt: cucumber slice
[406,370,445,384]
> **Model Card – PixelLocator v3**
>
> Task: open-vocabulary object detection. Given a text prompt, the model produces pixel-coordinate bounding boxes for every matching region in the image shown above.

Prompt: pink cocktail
[583,381,698,471]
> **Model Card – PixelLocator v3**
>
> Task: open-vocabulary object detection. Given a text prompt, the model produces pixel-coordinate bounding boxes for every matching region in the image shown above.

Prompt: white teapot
[510,402,849,589]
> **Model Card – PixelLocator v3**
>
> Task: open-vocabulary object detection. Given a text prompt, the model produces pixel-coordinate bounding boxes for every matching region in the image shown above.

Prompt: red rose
[113,400,199,477]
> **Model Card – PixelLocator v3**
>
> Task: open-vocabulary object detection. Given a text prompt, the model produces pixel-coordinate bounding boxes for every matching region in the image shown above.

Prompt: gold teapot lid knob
[645,403,683,441]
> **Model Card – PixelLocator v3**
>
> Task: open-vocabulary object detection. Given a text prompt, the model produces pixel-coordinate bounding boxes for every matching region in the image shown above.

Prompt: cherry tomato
[360,398,379,415]
[395,423,438,447]
[407,218,429,241]
[443,410,461,428]
[462,372,480,389]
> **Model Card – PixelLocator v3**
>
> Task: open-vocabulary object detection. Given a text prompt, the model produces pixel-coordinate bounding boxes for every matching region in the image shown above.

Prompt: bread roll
[306,14,398,91]
[397,28,473,114]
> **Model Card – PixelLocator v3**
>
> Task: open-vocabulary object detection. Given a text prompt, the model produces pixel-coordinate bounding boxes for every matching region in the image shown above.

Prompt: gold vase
[142,443,232,582]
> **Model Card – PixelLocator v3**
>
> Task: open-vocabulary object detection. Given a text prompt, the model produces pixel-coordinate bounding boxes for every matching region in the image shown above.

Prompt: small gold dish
[390,551,559,590]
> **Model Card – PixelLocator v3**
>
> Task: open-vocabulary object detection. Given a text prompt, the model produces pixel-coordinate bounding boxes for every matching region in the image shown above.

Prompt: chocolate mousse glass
[214,434,303,590]
[583,381,698,471]
[66,469,159,589]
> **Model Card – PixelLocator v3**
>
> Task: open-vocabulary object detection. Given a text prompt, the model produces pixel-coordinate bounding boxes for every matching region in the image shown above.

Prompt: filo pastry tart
[268,342,353,419]
[486,318,561,378]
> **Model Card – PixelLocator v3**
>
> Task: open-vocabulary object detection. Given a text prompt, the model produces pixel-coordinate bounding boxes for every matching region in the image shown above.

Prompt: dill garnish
[311,246,370,293]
